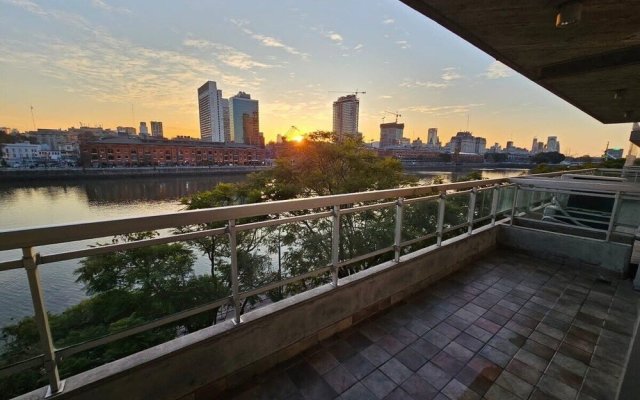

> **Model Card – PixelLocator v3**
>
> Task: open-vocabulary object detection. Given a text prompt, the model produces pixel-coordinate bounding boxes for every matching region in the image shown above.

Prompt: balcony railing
[2,167,639,397]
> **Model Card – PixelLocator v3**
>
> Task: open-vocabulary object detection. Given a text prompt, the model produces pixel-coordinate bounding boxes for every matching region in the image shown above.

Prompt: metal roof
[400,0,640,124]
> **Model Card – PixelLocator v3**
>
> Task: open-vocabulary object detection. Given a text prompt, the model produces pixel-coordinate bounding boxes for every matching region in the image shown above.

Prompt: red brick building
[81,136,265,167]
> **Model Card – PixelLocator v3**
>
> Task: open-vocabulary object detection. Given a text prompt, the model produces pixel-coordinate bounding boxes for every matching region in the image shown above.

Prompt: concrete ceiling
[400,0,640,123]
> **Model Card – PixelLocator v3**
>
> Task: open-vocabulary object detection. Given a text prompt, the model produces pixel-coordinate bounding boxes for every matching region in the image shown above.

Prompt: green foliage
[601,158,626,169]
[531,151,566,164]
[252,132,416,199]
[484,152,508,163]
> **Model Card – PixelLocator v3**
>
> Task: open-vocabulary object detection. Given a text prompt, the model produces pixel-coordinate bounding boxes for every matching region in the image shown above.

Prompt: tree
[532,151,565,164]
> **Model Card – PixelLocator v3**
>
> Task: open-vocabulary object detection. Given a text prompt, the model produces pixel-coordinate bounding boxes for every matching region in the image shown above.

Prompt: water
[0,175,246,329]
[0,168,527,329]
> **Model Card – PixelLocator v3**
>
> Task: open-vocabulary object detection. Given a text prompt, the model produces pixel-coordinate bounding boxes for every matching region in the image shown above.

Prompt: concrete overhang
[400,0,640,124]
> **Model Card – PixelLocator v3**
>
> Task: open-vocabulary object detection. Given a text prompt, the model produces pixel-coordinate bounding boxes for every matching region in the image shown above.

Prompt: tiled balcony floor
[225,250,639,400]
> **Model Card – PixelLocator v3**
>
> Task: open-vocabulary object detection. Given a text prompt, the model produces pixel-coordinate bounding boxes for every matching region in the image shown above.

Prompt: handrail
[0,169,590,251]
[0,167,601,396]
[0,178,507,250]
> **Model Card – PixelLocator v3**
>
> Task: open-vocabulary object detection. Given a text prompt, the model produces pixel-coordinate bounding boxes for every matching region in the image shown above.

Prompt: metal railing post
[436,193,446,246]
[227,220,240,324]
[394,197,404,262]
[490,185,500,226]
[23,247,63,396]
[467,188,477,235]
[331,205,340,287]
[606,192,622,241]
[509,185,519,226]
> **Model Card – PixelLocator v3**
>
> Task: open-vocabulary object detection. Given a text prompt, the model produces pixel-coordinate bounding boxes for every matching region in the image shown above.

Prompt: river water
[0,168,527,329]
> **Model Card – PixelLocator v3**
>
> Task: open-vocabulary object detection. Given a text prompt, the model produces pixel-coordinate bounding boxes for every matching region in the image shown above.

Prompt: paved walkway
[224,250,639,400]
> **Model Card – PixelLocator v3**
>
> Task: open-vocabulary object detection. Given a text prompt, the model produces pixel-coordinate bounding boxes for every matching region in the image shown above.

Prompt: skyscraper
[546,136,559,152]
[427,128,440,149]
[221,99,231,143]
[332,95,359,137]
[198,81,225,142]
[229,92,262,146]
[139,122,148,137]
[150,121,163,138]
[531,137,538,153]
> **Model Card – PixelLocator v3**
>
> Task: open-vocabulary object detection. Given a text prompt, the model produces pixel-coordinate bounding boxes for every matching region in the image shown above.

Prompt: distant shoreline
[0,165,270,182]
[0,162,535,183]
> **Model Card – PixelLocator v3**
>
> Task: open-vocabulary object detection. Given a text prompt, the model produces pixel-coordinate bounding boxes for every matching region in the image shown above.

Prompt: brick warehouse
[81,136,266,167]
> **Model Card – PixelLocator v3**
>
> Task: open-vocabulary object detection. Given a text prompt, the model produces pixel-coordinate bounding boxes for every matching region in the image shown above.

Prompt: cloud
[405,104,483,117]
[395,40,410,50]
[378,95,392,99]
[382,18,395,25]
[182,38,274,70]
[400,79,448,89]
[353,43,364,51]
[91,0,131,15]
[0,21,259,114]
[230,19,309,59]
[441,67,462,81]
[327,31,343,43]
[483,61,514,79]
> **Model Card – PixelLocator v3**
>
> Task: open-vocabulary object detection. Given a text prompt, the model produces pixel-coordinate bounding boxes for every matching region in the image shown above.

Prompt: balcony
[1,169,639,400]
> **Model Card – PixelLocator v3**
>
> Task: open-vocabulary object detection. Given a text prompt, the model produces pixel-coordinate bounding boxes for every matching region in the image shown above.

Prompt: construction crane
[384,111,402,123]
[328,90,366,97]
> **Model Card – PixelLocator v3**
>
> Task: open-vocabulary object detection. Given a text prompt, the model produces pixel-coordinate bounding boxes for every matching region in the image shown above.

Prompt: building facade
[446,131,487,155]
[81,137,265,167]
[150,121,163,138]
[546,136,560,152]
[379,122,405,148]
[332,95,359,137]
[426,128,441,149]
[198,81,225,143]
[139,122,149,136]
[229,92,262,146]
[221,99,231,143]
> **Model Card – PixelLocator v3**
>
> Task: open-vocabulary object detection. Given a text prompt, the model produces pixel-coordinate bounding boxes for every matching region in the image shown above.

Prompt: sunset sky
[0,0,633,155]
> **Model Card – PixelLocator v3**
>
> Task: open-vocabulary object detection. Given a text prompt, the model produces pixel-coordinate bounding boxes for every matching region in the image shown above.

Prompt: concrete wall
[498,225,632,276]
[17,227,498,400]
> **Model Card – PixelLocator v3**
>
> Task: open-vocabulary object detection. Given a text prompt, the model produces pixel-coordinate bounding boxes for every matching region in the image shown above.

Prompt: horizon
[0,0,634,155]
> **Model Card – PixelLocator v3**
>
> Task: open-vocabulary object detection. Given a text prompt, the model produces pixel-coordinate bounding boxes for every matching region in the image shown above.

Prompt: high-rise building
[426,128,440,149]
[332,95,359,137]
[221,99,230,143]
[198,81,225,142]
[229,92,262,146]
[531,137,538,153]
[546,136,559,152]
[380,123,405,148]
[150,121,163,138]
[139,122,148,136]
[537,142,545,153]
[446,131,486,155]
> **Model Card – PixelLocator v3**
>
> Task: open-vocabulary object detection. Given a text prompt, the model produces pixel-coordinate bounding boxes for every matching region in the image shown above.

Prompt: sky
[0,0,633,155]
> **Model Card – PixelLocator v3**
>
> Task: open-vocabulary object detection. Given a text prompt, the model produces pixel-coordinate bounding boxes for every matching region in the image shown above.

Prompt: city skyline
[0,0,632,155]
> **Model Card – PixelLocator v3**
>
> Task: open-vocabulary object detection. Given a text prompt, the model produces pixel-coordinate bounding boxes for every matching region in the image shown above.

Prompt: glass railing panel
[401,198,439,254]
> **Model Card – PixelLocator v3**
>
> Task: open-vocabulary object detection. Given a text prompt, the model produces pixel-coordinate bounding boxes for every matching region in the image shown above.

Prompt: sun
[292,135,304,143]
